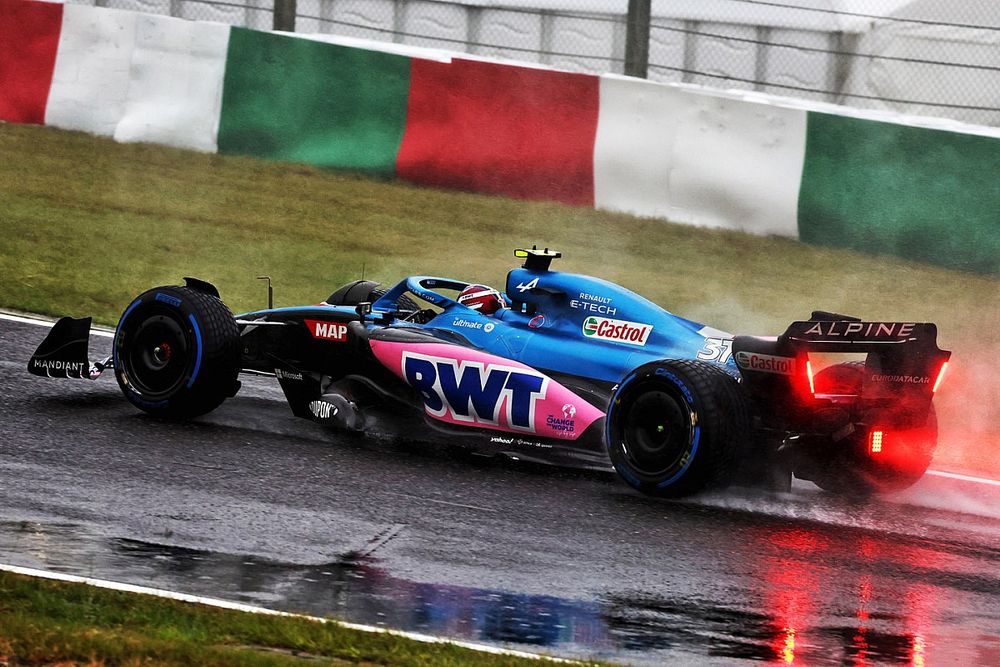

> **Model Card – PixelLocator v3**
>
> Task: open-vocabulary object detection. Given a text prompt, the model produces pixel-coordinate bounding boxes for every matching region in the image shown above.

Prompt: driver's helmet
[457,284,508,315]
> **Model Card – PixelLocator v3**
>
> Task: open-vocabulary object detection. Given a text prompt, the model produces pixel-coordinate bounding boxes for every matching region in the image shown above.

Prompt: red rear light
[806,360,816,395]
[932,361,949,393]
[869,429,884,455]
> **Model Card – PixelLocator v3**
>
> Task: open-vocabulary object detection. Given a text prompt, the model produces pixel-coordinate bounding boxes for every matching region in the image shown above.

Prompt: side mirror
[355,301,372,322]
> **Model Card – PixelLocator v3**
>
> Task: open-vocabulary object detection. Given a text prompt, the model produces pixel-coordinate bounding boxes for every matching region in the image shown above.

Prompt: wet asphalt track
[1,315,999,665]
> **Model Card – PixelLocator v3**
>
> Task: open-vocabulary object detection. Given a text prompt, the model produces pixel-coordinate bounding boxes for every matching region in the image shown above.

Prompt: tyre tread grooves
[115,285,240,419]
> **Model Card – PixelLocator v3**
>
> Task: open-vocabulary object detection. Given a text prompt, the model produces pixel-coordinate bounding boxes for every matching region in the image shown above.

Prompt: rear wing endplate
[733,319,951,405]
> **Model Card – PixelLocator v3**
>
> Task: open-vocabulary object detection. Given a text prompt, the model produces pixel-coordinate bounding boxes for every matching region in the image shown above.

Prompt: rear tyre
[606,360,750,498]
[325,280,420,312]
[326,280,382,306]
[808,362,938,495]
[114,286,240,419]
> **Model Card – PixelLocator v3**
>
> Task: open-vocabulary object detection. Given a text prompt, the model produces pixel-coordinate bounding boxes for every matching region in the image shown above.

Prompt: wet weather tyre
[113,286,240,419]
[808,362,937,496]
[606,360,751,498]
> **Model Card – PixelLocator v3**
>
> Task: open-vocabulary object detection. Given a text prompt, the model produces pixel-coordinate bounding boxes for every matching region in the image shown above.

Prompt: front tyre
[606,360,750,498]
[114,286,240,418]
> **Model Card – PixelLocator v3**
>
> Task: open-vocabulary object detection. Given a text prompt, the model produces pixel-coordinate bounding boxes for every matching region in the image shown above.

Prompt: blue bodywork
[239,266,735,385]
[372,268,736,382]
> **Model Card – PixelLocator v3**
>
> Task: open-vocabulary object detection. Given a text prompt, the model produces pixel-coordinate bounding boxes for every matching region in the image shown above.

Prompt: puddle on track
[5,519,995,665]
[0,521,616,658]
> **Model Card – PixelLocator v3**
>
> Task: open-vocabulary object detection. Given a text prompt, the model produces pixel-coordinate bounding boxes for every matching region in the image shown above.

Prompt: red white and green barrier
[2,0,997,273]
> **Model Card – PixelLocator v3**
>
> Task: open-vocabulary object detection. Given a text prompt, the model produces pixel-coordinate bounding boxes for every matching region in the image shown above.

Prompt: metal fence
[75,0,1000,127]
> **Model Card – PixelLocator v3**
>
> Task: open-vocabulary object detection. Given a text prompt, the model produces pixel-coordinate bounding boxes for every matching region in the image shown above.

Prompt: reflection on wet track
[1,515,997,665]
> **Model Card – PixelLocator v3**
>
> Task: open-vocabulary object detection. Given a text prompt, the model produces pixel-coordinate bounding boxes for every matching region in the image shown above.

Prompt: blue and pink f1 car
[29,248,951,497]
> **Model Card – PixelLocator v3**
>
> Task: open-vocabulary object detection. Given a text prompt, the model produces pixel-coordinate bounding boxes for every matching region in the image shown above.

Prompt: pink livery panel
[369,340,603,440]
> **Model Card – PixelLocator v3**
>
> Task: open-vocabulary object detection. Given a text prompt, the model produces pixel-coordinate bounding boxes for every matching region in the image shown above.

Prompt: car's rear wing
[732,313,951,418]
[27,317,112,381]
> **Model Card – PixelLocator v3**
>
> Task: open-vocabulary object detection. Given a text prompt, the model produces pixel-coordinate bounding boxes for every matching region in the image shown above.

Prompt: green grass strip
[2,123,995,334]
[0,570,581,666]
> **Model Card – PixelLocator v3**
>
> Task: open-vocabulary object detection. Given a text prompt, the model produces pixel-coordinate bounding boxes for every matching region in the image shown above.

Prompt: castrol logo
[582,316,652,347]
[735,351,796,375]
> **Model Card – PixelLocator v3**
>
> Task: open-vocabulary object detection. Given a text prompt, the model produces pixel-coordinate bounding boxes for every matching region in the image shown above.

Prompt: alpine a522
[29,248,951,497]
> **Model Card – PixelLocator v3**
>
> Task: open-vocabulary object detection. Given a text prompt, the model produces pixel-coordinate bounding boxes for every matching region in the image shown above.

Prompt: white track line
[0,311,114,337]
[925,469,1000,487]
[4,311,999,490]
[0,563,575,663]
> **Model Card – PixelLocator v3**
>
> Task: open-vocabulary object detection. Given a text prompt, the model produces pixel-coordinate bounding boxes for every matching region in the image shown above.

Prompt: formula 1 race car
[29,248,951,497]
